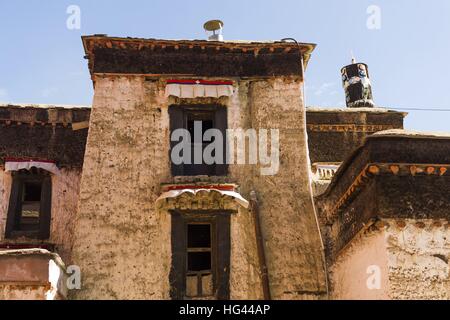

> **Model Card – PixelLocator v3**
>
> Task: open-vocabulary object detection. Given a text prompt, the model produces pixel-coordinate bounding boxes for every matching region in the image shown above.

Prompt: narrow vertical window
[19,181,42,231]
[5,169,52,239]
[186,223,213,297]
[170,212,231,300]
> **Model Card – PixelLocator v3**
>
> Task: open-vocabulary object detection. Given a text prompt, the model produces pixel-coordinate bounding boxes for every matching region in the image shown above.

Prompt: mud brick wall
[245,79,327,299]
[71,75,327,299]
[71,76,172,299]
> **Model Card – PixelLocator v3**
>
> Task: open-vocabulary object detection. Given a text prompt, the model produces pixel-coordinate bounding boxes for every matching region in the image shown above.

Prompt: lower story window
[170,211,231,300]
[186,223,213,297]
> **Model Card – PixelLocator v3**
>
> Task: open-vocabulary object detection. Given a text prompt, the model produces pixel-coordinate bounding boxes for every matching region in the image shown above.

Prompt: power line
[392,107,450,112]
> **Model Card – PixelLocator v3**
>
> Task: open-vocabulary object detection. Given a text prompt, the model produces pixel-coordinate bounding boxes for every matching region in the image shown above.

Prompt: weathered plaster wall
[385,219,450,299]
[71,77,269,299]
[220,78,326,299]
[0,284,48,300]
[242,78,326,299]
[330,226,389,300]
[0,249,68,300]
[0,168,81,264]
[50,168,82,264]
[229,207,264,299]
[0,172,12,236]
[71,76,172,299]
[226,81,264,299]
[71,75,326,299]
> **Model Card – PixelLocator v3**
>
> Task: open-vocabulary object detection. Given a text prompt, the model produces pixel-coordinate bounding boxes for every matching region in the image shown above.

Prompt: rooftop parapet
[81,35,316,81]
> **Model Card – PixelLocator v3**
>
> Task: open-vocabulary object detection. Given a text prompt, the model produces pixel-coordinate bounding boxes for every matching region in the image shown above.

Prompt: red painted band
[4,157,56,164]
[166,79,233,85]
[166,185,235,191]
[0,243,54,250]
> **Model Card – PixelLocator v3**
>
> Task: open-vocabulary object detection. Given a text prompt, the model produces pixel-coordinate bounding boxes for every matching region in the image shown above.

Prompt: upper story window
[169,105,227,176]
[5,168,52,239]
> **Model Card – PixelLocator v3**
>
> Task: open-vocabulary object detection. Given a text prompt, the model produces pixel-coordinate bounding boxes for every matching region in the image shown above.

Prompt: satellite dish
[203,20,224,31]
[203,20,224,41]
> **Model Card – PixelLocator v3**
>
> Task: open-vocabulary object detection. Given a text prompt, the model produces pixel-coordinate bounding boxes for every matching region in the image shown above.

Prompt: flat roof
[306,106,407,116]
[371,129,450,139]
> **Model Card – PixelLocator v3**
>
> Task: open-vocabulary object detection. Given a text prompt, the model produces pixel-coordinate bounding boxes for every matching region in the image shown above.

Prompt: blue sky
[0,0,449,131]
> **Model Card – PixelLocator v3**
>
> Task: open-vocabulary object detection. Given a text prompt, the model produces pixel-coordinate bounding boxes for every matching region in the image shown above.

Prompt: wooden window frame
[185,221,215,298]
[169,104,228,177]
[5,170,52,240]
[170,210,232,300]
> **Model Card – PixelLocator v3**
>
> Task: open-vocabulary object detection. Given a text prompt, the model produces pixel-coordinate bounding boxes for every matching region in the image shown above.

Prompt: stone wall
[386,219,450,299]
[330,219,450,299]
[71,75,327,299]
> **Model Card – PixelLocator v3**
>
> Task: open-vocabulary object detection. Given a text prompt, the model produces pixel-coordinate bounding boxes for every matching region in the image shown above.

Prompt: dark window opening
[186,223,212,296]
[170,212,231,300]
[187,113,214,138]
[188,252,211,272]
[169,105,228,176]
[5,169,52,239]
[19,181,42,231]
[188,224,211,248]
[23,182,42,201]
[187,223,212,271]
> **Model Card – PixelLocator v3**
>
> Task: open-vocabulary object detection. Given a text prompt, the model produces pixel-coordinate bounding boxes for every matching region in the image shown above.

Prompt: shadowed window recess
[5,168,52,239]
[186,223,213,297]
[170,211,231,300]
[169,105,227,176]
